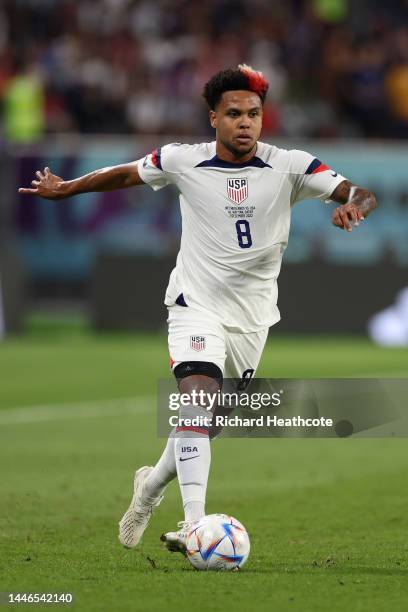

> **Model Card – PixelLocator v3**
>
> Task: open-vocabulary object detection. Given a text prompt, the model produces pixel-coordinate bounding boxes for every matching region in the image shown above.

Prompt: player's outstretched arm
[18,162,144,200]
[330,180,377,232]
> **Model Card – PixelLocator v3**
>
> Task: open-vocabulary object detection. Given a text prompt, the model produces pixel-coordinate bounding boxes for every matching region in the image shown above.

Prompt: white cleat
[160,521,195,556]
[118,466,163,549]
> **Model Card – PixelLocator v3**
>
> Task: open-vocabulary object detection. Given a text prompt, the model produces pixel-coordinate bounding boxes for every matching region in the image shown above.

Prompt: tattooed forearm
[331,180,377,217]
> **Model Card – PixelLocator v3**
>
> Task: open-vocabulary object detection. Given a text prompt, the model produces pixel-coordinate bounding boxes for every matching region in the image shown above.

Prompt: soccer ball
[186,514,250,571]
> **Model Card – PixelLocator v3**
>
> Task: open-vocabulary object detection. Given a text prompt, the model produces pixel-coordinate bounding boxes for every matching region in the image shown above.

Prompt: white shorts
[167,305,268,379]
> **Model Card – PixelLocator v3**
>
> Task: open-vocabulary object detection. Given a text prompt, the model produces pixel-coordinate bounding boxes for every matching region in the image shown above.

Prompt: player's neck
[215,141,257,164]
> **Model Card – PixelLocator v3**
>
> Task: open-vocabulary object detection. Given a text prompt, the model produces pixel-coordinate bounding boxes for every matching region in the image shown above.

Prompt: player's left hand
[332,203,364,232]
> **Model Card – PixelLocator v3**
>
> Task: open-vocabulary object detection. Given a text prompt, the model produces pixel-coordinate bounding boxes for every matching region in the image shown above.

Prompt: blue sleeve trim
[305,158,321,174]
[152,147,163,170]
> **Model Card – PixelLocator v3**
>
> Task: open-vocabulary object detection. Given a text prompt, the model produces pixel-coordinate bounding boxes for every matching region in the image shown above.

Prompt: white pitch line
[0,396,155,426]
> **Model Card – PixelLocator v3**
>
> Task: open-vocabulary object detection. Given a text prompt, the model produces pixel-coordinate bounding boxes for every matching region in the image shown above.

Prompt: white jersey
[137,141,346,333]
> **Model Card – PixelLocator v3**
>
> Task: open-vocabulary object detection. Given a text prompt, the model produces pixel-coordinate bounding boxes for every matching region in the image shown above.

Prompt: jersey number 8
[235,220,253,249]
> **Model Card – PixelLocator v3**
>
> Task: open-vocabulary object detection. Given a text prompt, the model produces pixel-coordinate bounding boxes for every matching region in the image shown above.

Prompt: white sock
[174,405,211,522]
[143,430,177,500]
[184,500,205,522]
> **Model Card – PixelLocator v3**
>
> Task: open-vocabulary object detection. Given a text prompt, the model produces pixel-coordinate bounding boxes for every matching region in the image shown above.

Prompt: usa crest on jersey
[190,335,206,351]
[227,178,248,204]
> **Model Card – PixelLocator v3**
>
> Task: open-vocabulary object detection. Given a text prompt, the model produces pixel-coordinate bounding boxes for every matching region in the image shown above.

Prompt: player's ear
[209,110,217,129]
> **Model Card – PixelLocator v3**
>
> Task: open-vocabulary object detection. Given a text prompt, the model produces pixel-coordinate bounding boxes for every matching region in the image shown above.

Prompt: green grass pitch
[1,327,407,611]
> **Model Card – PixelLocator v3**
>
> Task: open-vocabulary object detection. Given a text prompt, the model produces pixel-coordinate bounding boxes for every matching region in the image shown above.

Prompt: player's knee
[174,361,222,397]
[178,402,212,427]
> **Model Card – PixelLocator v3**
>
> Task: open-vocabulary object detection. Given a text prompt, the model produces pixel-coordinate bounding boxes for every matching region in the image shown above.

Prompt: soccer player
[19,64,377,555]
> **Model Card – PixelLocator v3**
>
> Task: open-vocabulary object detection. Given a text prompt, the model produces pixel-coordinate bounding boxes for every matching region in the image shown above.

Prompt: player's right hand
[18,167,66,199]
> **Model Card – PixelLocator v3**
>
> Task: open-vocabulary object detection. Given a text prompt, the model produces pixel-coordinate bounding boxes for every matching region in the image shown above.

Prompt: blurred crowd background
[2,0,408,142]
[1,0,408,343]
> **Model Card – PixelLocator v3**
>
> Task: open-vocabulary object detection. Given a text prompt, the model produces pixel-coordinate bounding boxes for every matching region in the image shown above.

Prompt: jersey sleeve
[137,143,184,191]
[289,149,347,205]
